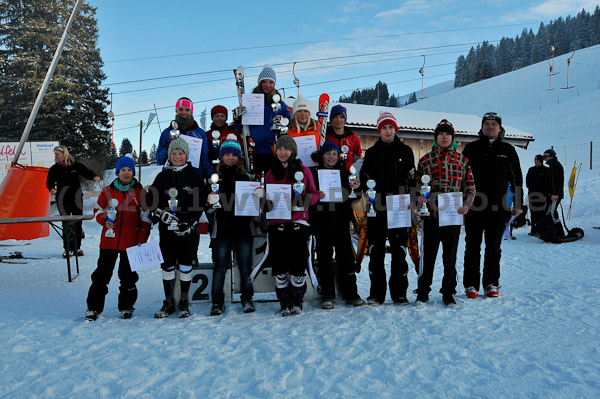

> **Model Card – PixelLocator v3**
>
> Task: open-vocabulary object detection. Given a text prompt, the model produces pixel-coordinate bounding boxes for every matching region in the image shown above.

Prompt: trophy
[270,94,283,131]
[211,131,221,164]
[418,175,431,217]
[340,145,349,162]
[366,179,377,217]
[210,173,221,209]
[167,188,179,230]
[169,120,180,139]
[292,171,305,211]
[348,166,358,199]
[279,117,289,135]
[105,198,119,237]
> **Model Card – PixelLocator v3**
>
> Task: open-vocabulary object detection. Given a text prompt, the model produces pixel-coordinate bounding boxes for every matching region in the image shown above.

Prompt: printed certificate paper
[266,183,292,220]
[317,169,343,202]
[293,135,318,167]
[386,194,411,229]
[438,192,464,226]
[127,241,164,272]
[234,181,261,217]
[242,94,265,125]
[180,135,203,169]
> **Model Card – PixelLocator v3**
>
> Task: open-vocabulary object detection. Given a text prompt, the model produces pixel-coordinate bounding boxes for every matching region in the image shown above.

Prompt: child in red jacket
[85,155,151,321]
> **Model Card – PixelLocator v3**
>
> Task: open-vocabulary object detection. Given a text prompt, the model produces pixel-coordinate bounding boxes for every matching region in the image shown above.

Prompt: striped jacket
[416,146,475,218]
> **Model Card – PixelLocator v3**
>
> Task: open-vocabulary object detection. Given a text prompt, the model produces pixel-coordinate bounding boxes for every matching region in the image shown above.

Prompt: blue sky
[88,0,599,153]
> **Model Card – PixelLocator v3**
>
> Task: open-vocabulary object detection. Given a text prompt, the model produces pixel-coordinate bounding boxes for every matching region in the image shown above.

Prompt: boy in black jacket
[359,112,416,306]
[310,141,365,309]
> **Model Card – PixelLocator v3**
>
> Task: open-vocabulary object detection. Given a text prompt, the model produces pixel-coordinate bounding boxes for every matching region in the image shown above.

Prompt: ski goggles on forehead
[482,112,501,120]
[53,146,64,152]
[436,120,453,128]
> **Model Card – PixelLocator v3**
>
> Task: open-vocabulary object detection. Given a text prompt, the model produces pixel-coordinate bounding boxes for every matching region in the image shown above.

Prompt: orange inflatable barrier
[0,165,50,240]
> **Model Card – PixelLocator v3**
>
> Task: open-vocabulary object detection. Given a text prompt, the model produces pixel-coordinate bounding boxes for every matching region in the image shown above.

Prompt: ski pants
[86,248,138,313]
[314,226,359,301]
[59,197,83,252]
[417,218,460,296]
[366,215,409,302]
[268,222,310,307]
[211,234,254,306]
[463,209,509,291]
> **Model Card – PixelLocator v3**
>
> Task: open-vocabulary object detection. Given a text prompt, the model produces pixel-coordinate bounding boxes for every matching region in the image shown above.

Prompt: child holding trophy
[309,141,365,309]
[413,119,475,308]
[264,135,317,316]
[85,154,151,321]
[359,112,416,306]
[147,138,207,319]
[206,136,255,316]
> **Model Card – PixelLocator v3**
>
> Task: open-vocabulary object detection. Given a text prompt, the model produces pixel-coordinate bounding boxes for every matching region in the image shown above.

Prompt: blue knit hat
[219,135,242,159]
[329,105,347,122]
[115,154,135,175]
[320,141,340,162]
[258,64,276,84]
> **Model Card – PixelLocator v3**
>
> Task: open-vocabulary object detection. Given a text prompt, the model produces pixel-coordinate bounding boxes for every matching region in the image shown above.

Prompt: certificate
[242,93,264,125]
[438,192,463,226]
[179,135,203,169]
[293,135,318,167]
[127,241,164,272]
[234,181,261,217]
[386,194,411,229]
[317,169,343,202]
[266,183,292,220]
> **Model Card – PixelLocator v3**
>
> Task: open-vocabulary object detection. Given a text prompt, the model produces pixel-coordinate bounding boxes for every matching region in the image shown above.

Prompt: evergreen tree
[119,138,133,156]
[106,145,118,169]
[140,150,148,166]
[407,92,417,105]
[0,0,110,161]
[388,94,399,108]
[132,150,138,163]
[149,143,157,164]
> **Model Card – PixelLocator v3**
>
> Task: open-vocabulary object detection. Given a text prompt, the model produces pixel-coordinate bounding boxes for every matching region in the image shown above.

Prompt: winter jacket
[206,123,244,163]
[416,146,476,218]
[156,120,214,180]
[94,179,151,251]
[288,120,320,152]
[545,157,564,201]
[46,161,97,204]
[245,95,291,155]
[309,161,355,231]
[526,165,549,197]
[462,135,523,211]
[359,137,416,198]
[146,163,208,235]
[324,126,363,170]
[264,163,318,225]
[208,164,253,238]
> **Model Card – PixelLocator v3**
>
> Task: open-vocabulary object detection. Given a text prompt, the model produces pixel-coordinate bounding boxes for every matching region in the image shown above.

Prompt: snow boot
[443,294,457,308]
[415,293,429,306]
[346,297,366,307]
[154,300,176,318]
[242,301,255,313]
[210,303,224,316]
[392,297,409,306]
[321,299,334,310]
[85,309,99,321]
[178,299,191,318]
[290,305,302,315]
[465,287,478,299]
[484,285,499,298]
[121,309,134,319]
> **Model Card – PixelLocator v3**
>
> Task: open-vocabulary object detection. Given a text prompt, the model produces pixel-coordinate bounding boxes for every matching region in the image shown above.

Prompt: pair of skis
[233,66,252,172]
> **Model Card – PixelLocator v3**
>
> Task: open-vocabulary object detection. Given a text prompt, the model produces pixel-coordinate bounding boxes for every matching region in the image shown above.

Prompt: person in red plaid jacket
[413,120,475,308]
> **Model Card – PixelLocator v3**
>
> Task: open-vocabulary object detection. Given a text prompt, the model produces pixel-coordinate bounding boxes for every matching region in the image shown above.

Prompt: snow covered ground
[1,47,599,399]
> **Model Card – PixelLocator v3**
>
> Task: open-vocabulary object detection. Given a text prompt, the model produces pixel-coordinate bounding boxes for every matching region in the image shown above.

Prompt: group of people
[49,65,562,320]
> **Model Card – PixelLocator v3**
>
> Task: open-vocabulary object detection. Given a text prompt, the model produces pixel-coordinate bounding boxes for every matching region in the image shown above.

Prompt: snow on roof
[283,99,534,140]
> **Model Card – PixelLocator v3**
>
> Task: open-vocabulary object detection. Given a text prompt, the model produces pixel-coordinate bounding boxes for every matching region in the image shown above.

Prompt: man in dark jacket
[543,148,565,237]
[526,154,548,235]
[359,112,416,305]
[462,112,523,299]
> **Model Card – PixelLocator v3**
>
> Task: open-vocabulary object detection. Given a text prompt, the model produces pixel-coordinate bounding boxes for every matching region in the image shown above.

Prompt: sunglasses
[483,111,501,119]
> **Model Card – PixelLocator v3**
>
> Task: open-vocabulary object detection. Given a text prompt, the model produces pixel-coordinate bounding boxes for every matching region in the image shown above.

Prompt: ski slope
[0,47,599,399]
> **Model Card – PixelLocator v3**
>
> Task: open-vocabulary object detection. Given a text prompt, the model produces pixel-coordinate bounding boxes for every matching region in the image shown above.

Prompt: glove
[174,221,199,236]
[156,209,178,225]
[233,106,247,119]
[310,150,320,163]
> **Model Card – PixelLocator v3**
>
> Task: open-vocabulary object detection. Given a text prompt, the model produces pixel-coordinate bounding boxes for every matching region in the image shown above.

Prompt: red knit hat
[376,112,398,133]
[211,105,228,120]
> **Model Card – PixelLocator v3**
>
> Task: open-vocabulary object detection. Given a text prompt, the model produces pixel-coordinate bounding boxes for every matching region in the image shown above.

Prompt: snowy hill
[1,48,600,398]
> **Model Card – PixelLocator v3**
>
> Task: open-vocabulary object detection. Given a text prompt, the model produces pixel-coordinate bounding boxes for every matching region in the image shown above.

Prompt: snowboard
[316,93,330,148]
[233,65,252,172]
